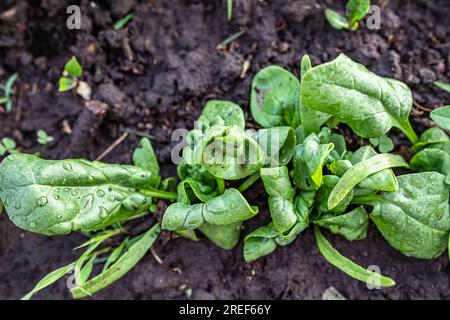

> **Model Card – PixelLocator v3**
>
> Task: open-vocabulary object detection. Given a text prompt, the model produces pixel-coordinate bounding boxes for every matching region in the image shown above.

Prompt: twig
[413,100,432,112]
[95,132,129,161]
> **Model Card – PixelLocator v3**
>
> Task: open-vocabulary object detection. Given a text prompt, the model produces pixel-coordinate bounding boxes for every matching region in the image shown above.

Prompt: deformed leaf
[162,188,258,230]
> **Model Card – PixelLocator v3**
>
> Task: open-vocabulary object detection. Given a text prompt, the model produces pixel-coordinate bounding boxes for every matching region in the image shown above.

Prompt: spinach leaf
[301,54,418,143]
[370,172,450,259]
[201,100,245,129]
[132,137,161,187]
[71,223,160,298]
[324,9,350,30]
[316,175,354,215]
[327,153,408,210]
[314,225,395,287]
[244,223,279,262]
[250,66,300,128]
[299,54,320,137]
[192,125,264,180]
[412,127,449,153]
[257,127,296,166]
[243,191,314,262]
[293,132,334,190]
[199,222,242,250]
[314,206,368,241]
[346,0,370,28]
[430,105,450,131]
[176,163,224,203]
[261,166,296,232]
[162,188,258,230]
[410,147,450,177]
[0,154,175,235]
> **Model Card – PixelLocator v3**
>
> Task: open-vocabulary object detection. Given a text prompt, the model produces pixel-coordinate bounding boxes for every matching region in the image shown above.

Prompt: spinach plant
[36,130,54,145]
[0,137,18,156]
[325,0,371,31]
[59,56,83,92]
[1,52,449,297]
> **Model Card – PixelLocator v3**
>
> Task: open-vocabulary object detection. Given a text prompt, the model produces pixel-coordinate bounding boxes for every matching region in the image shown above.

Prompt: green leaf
[114,13,133,30]
[59,76,78,92]
[193,125,264,180]
[324,9,350,30]
[430,105,450,131]
[0,199,3,213]
[250,66,300,128]
[346,0,371,24]
[412,127,449,153]
[410,147,450,177]
[64,56,83,77]
[300,54,320,136]
[370,172,450,259]
[199,222,242,250]
[162,188,258,230]
[328,153,408,210]
[0,154,157,235]
[22,262,76,300]
[132,137,161,186]
[71,223,160,299]
[1,137,16,150]
[293,132,334,190]
[314,225,395,287]
[261,167,296,232]
[314,207,368,241]
[378,135,394,153]
[350,146,399,192]
[434,81,450,94]
[257,127,296,166]
[301,54,418,143]
[244,223,279,262]
[201,100,245,129]
[316,175,353,215]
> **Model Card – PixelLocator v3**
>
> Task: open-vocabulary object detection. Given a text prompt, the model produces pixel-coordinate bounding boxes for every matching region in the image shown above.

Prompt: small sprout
[185,288,193,298]
[0,73,18,112]
[369,135,394,153]
[36,130,54,145]
[325,0,371,31]
[59,56,83,92]
[114,13,133,30]
[0,137,18,156]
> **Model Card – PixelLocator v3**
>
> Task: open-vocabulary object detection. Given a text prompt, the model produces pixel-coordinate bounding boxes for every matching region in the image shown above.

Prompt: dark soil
[1,0,450,300]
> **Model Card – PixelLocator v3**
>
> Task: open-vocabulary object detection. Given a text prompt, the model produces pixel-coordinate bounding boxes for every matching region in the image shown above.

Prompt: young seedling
[0,73,18,112]
[0,137,18,156]
[369,135,395,153]
[114,13,133,30]
[59,56,91,100]
[325,0,371,31]
[36,130,54,145]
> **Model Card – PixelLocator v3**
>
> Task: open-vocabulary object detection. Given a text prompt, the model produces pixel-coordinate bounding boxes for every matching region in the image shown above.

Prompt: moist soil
[0,0,450,300]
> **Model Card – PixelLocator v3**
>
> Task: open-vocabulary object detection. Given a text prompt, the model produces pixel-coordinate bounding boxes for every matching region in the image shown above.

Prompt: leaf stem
[237,172,261,193]
[350,194,382,206]
[140,188,178,200]
[397,119,418,144]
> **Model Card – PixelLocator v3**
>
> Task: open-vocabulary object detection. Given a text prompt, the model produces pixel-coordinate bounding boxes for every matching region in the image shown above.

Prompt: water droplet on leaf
[37,196,48,207]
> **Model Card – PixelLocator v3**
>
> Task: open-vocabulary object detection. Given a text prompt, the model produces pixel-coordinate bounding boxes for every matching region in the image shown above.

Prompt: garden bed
[0,0,449,299]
